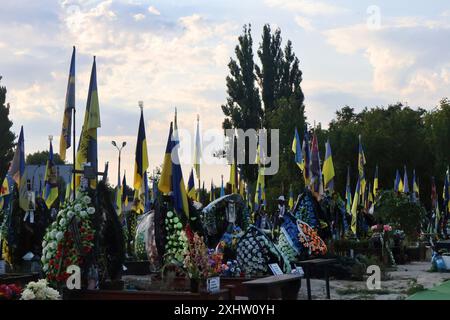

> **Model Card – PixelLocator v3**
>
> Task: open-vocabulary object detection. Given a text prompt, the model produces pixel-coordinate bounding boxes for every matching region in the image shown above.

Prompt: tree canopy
[0,76,16,180]
[26,150,65,166]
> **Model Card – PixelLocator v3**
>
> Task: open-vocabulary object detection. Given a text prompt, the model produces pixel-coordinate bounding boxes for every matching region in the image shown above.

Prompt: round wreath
[41,194,95,286]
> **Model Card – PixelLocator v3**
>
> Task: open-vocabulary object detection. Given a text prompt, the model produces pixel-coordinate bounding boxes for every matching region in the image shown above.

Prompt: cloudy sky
[1,0,450,189]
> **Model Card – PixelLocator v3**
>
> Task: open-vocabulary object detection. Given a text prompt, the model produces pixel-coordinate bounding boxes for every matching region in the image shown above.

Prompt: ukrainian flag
[193,115,201,180]
[187,169,196,200]
[358,135,366,196]
[292,127,304,171]
[302,127,311,187]
[220,175,225,197]
[394,169,403,192]
[345,167,352,214]
[134,108,149,194]
[158,122,189,218]
[115,176,122,216]
[0,176,11,210]
[254,167,265,210]
[288,184,294,210]
[122,173,129,208]
[9,126,25,186]
[351,178,360,234]
[373,165,379,197]
[322,139,335,191]
[403,166,409,193]
[75,57,101,190]
[59,46,76,161]
[413,170,420,198]
[229,162,237,194]
[43,140,59,208]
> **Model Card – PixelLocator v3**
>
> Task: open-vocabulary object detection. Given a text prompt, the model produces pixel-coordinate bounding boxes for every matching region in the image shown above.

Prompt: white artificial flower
[45,252,52,260]
[42,264,48,272]
[74,204,82,212]
[59,218,66,227]
[67,211,75,219]
[42,240,47,248]
[20,289,36,300]
[87,207,95,215]
[82,195,91,204]
[50,230,57,238]
[80,210,88,218]
[56,232,64,241]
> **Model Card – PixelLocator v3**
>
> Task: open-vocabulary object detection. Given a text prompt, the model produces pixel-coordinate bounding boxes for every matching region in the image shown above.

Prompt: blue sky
[1,0,450,188]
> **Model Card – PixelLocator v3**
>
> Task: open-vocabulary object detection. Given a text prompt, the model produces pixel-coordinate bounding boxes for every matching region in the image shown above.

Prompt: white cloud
[133,13,146,21]
[323,17,450,104]
[265,0,348,16]
[295,15,314,31]
[148,5,160,16]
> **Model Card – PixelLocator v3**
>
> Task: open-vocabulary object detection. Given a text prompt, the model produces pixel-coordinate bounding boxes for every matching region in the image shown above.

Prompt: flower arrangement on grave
[370,224,396,266]
[0,284,22,300]
[220,260,242,277]
[183,232,210,280]
[20,279,60,300]
[297,221,327,256]
[164,211,188,264]
[208,248,224,276]
[41,193,95,287]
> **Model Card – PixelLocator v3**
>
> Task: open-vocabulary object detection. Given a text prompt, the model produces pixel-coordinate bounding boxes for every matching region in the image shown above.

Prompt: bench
[243,274,302,300]
[297,258,336,300]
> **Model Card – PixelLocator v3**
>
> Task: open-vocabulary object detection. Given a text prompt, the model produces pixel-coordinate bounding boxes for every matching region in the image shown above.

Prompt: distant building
[25,165,73,193]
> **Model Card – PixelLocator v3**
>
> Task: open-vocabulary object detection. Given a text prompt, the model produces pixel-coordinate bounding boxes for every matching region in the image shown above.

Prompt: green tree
[26,150,65,165]
[222,24,262,183]
[0,76,15,180]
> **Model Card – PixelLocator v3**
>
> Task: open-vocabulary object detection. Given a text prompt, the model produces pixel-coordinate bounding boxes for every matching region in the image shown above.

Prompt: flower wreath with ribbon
[297,220,327,256]
[41,193,95,287]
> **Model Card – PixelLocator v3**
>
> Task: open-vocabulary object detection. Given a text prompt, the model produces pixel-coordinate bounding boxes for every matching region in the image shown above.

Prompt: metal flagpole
[72,101,76,201]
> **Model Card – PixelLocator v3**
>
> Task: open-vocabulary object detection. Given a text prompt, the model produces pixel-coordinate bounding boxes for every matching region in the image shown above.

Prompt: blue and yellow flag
[413,170,420,198]
[310,133,323,194]
[323,139,335,191]
[302,127,311,187]
[134,108,149,193]
[292,127,304,171]
[0,176,11,210]
[115,174,122,216]
[43,140,59,208]
[158,121,189,218]
[75,57,101,190]
[60,46,76,161]
[9,126,25,187]
[187,169,196,199]
[121,173,128,208]
[229,162,237,194]
[358,135,366,196]
[288,184,294,210]
[373,165,379,197]
[345,166,352,214]
[403,166,409,193]
[254,167,266,210]
[394,169,403,192]
[351,178,361,234]
[220,175,225,197]
[443,170,449,213]
[193,115,201,180]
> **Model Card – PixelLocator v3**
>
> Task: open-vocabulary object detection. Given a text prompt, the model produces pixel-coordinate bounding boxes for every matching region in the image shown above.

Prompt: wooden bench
[243,274,302,300]
[297,258,336,300]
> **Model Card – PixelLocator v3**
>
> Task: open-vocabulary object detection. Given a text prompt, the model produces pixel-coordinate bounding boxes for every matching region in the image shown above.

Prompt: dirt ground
[299,261,450,300]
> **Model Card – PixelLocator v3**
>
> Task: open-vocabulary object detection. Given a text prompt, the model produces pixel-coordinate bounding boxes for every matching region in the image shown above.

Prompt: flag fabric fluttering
[187,169,196,200]
[413,170,420,198]
[193,115,201,181]
[403,166,409,194]
[75,57,101,191]
[358,135,366,197]
[345,166,352,214]
[302,127,311,187]
[373,165,379,197]
[9,126,25,187]
[210,180,215,202]
[0,176,11,210]
[351,178,361,234]
[42,140,59,208]
[59,46,76,161]
[310,133,322,194]
[322,139,335,191]
[220,175,225,197]
[158,118,190,218]
[133,107,149,214]
[115,174,122,216]
[292,127,304,171]
[288,184,294,210]
[229,162,237,194]
[394,169,403,193]
[122,173,128,208]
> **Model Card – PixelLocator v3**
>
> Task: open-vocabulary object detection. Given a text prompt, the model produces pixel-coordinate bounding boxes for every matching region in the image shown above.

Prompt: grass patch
[404,283,426,296]
[336,287,393,295]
